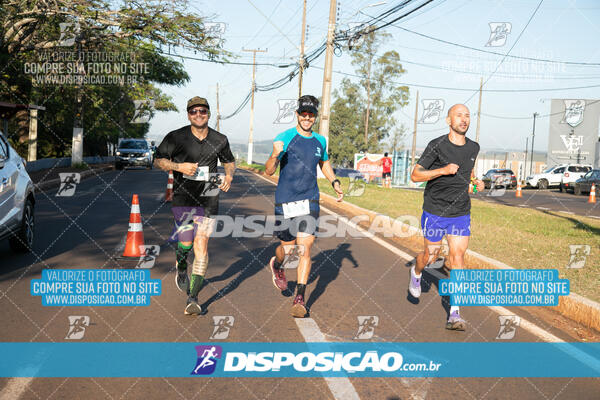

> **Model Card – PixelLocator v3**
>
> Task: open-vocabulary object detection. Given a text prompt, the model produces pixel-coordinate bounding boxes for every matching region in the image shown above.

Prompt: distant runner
[409,103,484,331]
[380,152,392,188]
[265,95,343,318]
[154,96,235,315]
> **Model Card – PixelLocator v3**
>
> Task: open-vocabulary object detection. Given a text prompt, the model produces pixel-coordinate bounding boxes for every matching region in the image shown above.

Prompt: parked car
[559,164,592,192]
[573,169,600,195]
[115,139,153,170]
[0,130,35,252]
[482,169,517,189]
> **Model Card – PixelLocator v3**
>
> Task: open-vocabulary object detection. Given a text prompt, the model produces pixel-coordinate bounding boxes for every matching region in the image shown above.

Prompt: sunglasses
[188,108,209,116]
[299,112,315,119]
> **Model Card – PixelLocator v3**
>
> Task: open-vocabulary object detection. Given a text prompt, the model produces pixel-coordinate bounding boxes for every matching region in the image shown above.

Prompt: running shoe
[184,296,203,315]
[269,256,288,291]
[445,311,466,331]
[291,294,307,318]
[175,264,190,293]
[408,267,421,298]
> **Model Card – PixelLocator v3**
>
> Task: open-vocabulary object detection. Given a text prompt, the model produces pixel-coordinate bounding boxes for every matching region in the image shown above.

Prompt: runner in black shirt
[408,104,484,331]
[154,96,235,315]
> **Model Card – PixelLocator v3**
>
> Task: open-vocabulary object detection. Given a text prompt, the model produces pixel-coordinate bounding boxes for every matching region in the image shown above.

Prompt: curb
[238,165,600,332]
[33,165,114,193]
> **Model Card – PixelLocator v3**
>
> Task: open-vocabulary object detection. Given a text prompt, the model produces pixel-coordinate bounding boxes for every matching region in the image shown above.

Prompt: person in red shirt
[380,152,392,188]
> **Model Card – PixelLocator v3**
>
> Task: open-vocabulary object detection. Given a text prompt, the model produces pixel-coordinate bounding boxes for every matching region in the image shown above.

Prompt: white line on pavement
[0,378,34,400]
[295,319,361,400]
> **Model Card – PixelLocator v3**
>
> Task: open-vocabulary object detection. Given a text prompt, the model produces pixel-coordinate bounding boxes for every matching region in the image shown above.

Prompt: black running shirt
[155,125,235,207]
[416,134,480,217]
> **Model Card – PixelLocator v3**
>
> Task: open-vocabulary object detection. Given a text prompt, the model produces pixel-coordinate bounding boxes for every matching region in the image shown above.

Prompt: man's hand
[219,175,233,192]
[474,179,484,192]
[333,180,344,202]
[442,163,459,175]
[273,141,284,158]
[178,162,198,176]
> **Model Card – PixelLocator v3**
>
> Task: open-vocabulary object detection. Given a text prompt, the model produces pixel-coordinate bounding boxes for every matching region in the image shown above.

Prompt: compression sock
[189,274,205,298]
[296,284,306,297]
[189,254,209,297]
[176,242,193,270]
[450,306,460,315]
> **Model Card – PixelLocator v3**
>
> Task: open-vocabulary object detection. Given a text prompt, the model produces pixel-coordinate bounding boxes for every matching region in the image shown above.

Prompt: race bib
[282,199,310,219]
[183,166,209,181]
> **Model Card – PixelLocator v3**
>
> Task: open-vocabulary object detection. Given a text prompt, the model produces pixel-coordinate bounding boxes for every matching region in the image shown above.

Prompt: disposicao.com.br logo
[191,346,442,376]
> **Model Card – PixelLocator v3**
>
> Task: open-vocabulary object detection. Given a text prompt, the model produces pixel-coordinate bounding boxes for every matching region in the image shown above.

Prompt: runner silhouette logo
[191,345,222,375]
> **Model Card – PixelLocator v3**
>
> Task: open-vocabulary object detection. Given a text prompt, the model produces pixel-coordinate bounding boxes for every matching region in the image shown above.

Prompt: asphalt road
[473,187,600,219]
[0,168,598,399]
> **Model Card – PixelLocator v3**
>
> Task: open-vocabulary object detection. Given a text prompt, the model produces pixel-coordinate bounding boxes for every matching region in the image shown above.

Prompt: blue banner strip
[0,342,599,378]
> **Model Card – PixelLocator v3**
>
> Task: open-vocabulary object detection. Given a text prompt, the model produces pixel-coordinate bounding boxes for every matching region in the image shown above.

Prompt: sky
[147,0,600,154]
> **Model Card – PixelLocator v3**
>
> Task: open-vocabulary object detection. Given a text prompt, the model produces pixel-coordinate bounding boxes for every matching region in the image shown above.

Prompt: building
[547,99,600,168]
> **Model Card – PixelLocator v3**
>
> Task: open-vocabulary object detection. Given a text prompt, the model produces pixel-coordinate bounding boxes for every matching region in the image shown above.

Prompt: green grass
[318,177,600,302]
[237,161,266,173]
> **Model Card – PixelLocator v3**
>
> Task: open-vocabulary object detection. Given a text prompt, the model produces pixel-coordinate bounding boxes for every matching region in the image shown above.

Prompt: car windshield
[119,141,147,149]
[543,166,555,173]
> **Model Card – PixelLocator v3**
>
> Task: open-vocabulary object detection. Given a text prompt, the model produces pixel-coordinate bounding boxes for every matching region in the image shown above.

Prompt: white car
[559,164,592,193]
[526,164,591,190]
[0,130,35,252]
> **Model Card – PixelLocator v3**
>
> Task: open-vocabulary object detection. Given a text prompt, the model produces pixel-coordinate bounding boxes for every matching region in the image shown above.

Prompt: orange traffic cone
[165,171,173,202]
[589,183,596,204]
[516,181,523,198]
[122,194,145,257]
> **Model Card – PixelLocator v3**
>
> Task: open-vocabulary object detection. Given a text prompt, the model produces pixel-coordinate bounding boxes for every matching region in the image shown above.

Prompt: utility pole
[216,83,221,132]
[474,77,483,175]
[242,48,267,165]
[529,112,538,176]
[71,31,84,166]
[363,46,373,148]
[318,0,337,141]
[524,136,528,181]
[298,0,307,97]
[411,91,419,170]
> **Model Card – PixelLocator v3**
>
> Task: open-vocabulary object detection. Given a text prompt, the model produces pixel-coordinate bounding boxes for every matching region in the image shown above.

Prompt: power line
[391,24,600,67]
[312,65,600,92]
[464,0,545,103]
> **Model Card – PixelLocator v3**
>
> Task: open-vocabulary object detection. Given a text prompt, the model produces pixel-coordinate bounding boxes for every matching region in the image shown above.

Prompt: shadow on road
[305,243,359,311]
[200,244,277,310]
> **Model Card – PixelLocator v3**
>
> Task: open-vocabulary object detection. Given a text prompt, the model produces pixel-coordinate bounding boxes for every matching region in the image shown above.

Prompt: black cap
[297,95,319,114]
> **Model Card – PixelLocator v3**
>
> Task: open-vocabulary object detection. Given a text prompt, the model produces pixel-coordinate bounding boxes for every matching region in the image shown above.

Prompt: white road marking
[0,378,34,400]
[536,207,550,210]
[295,319,361,400]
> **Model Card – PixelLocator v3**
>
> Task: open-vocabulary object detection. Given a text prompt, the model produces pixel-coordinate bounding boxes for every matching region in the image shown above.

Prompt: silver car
[0,130,35,252]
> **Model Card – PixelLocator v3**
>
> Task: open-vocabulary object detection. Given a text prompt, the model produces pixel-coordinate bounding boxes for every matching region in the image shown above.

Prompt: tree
[0,0,226,157]
[328,29,409,166]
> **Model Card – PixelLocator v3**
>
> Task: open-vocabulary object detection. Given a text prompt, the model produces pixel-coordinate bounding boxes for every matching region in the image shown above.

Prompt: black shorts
[173,194,219,217]
[274,205,319,242]
[382,172,391,179]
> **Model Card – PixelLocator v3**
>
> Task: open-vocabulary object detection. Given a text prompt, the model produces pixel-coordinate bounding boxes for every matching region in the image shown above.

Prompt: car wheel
[9,199,34,253]
[574,185,581,195]
[538,179,548,190]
